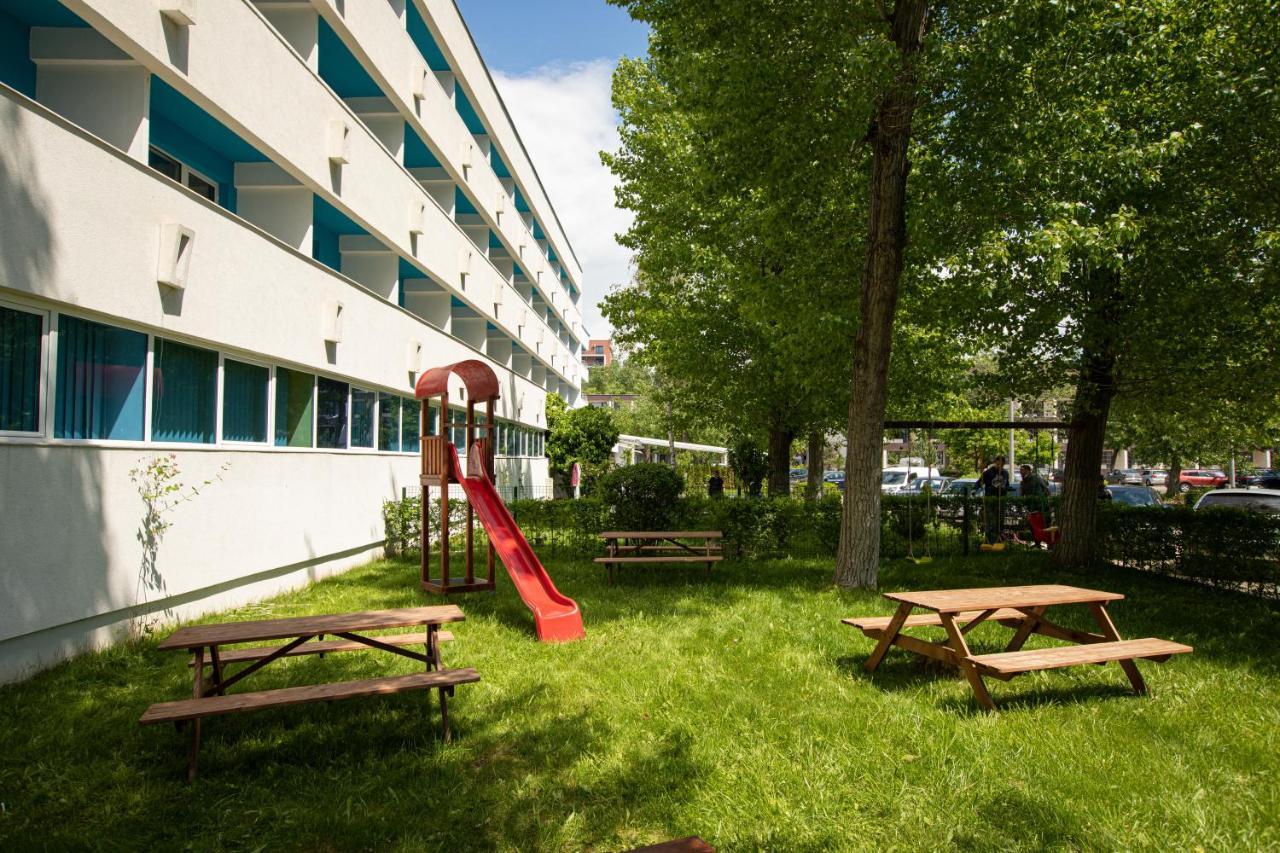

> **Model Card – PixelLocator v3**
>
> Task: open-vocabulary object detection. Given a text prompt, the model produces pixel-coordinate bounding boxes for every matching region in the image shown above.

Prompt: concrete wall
[0,83,552,682]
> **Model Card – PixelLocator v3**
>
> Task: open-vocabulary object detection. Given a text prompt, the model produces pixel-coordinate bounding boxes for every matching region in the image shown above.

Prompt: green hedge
[1098,504,1280,596]
[385,492,1070,561]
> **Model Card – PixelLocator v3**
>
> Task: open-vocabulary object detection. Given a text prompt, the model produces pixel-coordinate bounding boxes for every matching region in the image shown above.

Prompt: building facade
[0,0,587,681]
[581,338,613,368]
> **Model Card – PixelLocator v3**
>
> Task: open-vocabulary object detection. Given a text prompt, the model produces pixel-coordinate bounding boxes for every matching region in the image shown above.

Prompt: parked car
[1180,469,1229,488]
[1240,469,1280,489]
[1193,488,1280,515]
[1105,485,1164,507]
[881,465,942,494]
[822,470,845,491]
[1142,469,1168,487]
[1107,468,1145,485]
[944,478,978,496]
[901,477,950,495]
[789,467,808,483]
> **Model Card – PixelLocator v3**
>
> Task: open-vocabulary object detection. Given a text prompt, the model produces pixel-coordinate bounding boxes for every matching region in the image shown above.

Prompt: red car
[1179,469,1228,488]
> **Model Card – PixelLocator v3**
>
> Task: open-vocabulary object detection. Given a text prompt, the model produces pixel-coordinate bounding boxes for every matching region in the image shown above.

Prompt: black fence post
[962,490,971,556]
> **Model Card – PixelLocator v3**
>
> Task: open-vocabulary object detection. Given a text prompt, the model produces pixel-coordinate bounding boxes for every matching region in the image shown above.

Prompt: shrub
[599,463,685,531]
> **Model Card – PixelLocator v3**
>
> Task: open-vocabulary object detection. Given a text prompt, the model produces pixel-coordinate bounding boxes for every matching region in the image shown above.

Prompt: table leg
[208,645,225,696]
[426,623,450,740]
[864,602,913,673]
[188,646,204,782]
[940,613,996,711]
[1089,602,1147,695]
[1004,605,1048,653]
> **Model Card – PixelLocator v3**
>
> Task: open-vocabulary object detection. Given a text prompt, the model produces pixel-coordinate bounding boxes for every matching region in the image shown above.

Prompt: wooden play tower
[416,359,499,594]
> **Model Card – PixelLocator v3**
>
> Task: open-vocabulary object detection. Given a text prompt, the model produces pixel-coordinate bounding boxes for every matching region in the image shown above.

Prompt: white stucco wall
[0,83,554,682]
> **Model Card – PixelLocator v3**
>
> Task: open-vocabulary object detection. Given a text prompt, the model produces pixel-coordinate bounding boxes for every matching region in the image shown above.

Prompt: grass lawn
[2,551,1278,851]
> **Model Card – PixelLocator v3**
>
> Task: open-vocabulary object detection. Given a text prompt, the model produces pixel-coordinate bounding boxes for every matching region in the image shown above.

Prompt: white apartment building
[0,0,589,681]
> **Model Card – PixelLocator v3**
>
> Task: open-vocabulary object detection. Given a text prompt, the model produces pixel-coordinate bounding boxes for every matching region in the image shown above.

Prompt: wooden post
[465,400,475,584]
[421,398,430,587]
[486,397,496,587]
[440,391,450,591]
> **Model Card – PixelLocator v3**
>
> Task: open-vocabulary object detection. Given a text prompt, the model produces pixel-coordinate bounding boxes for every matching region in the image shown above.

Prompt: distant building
[582,339,614,368]
[585,393,639,410]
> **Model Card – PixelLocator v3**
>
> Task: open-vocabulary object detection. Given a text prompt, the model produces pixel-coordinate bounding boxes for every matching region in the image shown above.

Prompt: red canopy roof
[414,359,500,402]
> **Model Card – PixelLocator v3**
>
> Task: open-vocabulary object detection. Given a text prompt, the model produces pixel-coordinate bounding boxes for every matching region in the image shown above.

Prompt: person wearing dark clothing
[708,469,725,498]
[1019,465,1049,498]
[980,456,1010,544]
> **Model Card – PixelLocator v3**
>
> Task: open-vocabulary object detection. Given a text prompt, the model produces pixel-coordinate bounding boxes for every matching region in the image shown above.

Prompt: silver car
[1193,488,1280,515]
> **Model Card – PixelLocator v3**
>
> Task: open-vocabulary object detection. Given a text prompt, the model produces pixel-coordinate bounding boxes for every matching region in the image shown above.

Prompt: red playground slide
[446,444,584,642]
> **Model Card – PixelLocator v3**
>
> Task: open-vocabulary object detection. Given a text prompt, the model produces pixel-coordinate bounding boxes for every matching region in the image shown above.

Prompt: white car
[881,465,942,494]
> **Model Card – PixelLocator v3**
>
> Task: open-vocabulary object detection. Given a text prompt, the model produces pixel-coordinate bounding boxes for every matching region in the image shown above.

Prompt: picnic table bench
[843,584,1191,710]
[141,605,477,780]
[595,531,723,585]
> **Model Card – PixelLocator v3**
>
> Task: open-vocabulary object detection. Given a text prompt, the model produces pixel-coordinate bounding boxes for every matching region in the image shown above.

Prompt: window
[316,377,349,449]
[378,393,401,451]
[274,367,314,447]
[54,315,147,440]
[0,304,44,433]
[402,398,420,453]
[449,408,466,447]
[222,359,269,443]
[149,147,218,203]
[351,387,375,448]
[151,338,217,443]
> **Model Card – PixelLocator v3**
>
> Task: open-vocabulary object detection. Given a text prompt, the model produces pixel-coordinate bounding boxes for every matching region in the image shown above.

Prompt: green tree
[924,0,1280,564]
[546,396,621,494]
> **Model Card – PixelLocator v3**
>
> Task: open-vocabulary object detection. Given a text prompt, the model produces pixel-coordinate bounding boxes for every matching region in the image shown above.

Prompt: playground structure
[415,360,584,642]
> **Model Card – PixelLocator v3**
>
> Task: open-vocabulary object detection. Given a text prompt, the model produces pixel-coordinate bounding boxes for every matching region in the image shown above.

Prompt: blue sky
[454,1,647,338]
[455,0,648,74]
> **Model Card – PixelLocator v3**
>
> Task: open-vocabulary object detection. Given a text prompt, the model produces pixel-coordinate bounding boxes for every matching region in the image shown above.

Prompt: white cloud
[492,60,632,339]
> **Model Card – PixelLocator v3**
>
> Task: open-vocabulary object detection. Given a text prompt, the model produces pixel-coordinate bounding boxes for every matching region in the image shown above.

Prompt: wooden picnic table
[595,531,723,585]
[844,584,1191,710]
[141,605,478,780]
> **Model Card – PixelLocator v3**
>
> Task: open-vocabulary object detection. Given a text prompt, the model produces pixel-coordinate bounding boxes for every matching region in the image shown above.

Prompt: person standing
[708,468,725,498]
[980,456,1010,544]
[1019,464,1049,498]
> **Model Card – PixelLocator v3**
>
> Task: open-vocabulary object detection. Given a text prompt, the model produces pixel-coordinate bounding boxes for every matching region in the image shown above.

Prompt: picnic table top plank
[158,605,466,650]
[884,584,1123,613]
[598,531,722,539]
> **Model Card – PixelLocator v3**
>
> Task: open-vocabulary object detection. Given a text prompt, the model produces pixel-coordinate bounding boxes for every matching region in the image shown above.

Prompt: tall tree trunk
[1166,455,1182,499]
[834,0,931,589]
[1055,263,1126,567]
[767,426,794,497]
[806,430,825,500]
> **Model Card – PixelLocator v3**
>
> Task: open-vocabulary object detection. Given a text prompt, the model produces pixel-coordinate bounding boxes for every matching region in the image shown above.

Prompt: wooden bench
[140,668,480,725]
[969,638,1192,675]
[596,531,723,585]
[144,605,470,780]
